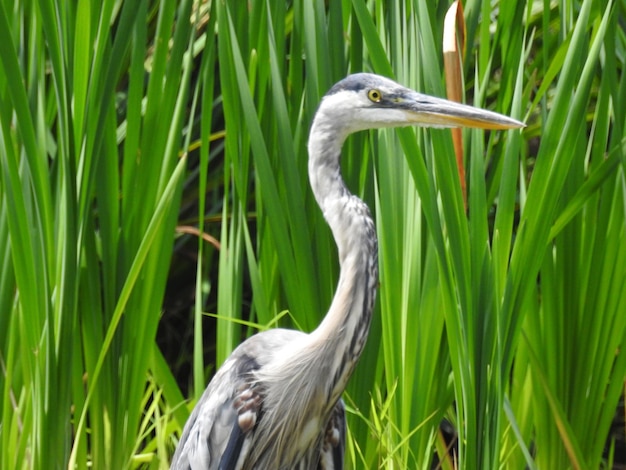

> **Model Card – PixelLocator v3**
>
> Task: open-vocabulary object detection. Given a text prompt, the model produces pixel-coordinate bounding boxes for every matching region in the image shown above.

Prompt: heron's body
[170,73,523,470]
[171,329,347,469]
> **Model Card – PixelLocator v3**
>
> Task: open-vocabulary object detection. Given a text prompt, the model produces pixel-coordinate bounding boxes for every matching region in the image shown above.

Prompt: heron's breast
[297,416,320,452]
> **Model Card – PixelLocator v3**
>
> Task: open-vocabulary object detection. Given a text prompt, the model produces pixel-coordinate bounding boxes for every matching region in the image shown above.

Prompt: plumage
[170,330,348,469]
[170,73,524,470]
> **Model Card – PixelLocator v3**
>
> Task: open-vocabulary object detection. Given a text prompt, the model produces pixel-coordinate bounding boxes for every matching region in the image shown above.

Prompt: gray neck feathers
[248,106,379,466]
[307,112,379,405]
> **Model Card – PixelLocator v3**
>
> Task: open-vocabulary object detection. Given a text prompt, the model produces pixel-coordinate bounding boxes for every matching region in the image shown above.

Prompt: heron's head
[316,73,524,134]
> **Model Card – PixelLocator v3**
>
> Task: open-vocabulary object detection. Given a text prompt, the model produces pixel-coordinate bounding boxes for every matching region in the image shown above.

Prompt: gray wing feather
[218,421,245,470]
[170,358,243,470]
[171,329,305,470]
[170,329,348,469]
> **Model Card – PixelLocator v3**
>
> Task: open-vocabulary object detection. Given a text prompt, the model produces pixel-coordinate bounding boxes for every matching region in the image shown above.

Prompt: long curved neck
[247,112,379,466]
[307,116,379,405]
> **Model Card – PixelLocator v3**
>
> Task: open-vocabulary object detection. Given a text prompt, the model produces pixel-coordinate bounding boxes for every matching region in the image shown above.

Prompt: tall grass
[0,0,198,468]
[0,0,624,469]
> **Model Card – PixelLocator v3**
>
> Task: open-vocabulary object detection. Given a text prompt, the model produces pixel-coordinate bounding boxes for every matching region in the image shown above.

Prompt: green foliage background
[0,0,624,468]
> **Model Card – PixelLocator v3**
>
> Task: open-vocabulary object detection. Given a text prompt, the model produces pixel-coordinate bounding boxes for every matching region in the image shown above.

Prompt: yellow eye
[367,89,382,102]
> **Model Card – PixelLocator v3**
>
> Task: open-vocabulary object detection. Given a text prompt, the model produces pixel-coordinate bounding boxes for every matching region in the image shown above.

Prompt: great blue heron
[170,73,523,469]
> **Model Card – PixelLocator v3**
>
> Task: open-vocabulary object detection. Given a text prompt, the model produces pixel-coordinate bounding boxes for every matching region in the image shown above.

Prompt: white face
[316,73,524,133]
[318,80,420,134]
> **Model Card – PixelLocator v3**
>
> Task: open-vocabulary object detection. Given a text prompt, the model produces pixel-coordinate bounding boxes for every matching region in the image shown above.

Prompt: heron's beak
[402,92,525,130]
